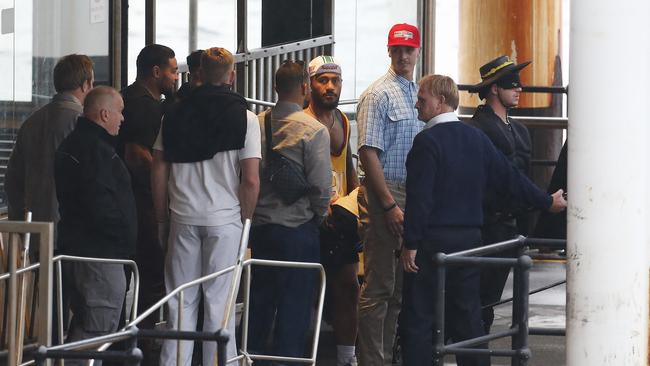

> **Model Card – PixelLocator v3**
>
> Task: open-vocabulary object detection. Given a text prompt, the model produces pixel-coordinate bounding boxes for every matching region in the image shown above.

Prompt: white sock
[336,345,356,365]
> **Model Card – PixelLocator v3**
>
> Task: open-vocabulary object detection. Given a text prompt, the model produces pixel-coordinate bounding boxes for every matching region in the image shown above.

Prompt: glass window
[334,0,418,113]
[0,0,109,210]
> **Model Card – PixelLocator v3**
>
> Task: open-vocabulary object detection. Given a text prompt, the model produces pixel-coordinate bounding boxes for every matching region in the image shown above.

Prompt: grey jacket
[6,93,82,248]
[254,102,331,228]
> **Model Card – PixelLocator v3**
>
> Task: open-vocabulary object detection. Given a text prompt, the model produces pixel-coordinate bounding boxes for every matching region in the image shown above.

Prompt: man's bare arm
[358,146,403,237]
[239,158,261,221]
[151,150,170,223]
[125,142,154,187]
[346,145,360,194]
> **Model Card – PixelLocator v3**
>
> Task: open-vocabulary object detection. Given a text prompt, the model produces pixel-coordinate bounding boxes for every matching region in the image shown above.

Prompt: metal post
[56,260,64,346]
[189,0,198,53]
[145,0,156,45]
[511,256,532,366]
[127,326,141,366]
[241,264,252,354]
[432,253,446,366]
[35,346,48,366]
[235,0,248,94]
[110,0,122,88]
[567,0,650,364]
[214,329,230,366]
[418,0,436,78]
[7,233,18,366]
[38,223,54,366]
[177,290,184,366]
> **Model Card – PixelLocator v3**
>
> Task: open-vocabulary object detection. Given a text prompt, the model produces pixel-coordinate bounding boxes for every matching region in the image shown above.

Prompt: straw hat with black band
[469,55,531,99]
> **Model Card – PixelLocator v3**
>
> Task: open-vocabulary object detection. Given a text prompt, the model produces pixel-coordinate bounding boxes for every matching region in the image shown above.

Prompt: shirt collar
[387,67,416,90]
[424,111,460,129]
[274,100,303,114]
[53,93,82,106]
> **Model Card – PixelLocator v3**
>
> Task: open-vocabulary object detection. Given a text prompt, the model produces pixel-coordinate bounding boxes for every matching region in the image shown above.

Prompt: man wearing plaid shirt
[356,23,424,366]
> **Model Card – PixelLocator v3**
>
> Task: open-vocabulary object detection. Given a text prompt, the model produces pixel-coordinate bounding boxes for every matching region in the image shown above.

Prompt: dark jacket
[162,84,247,163]
[403,121,551,250]
[5,94,82,248]
[534,141,567,239]
[118,82,163,154]
[466,104,532,218]
[55,117,137,259]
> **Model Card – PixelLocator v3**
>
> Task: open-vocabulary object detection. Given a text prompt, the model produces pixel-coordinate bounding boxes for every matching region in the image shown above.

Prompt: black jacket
[162,84,247,163]
[55,117,137,259]
[534,141,567,239]
[466,104,532,218]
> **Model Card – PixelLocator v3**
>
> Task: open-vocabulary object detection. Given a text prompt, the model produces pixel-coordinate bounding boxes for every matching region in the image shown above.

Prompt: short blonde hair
[201,47,235,84]
[419,74,459,110]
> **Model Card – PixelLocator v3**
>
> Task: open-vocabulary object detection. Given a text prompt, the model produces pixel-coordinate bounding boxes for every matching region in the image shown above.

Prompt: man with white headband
[305,55,360,366]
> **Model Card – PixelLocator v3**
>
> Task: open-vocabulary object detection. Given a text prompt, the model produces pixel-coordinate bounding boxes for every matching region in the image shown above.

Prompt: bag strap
[264,108,274,157]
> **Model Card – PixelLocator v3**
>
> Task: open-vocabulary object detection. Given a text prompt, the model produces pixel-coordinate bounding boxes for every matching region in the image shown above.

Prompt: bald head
[83,86,124,136]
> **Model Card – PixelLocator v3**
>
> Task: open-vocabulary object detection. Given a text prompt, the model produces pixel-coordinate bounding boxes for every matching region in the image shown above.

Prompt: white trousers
[160,221,242,366]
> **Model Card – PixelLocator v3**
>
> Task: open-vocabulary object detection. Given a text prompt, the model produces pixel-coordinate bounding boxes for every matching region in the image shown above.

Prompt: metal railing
[177,35,334,114]
[431,236,566,366]
[0,221,53,366]
[237,36,333,111]
[238,258,326,366]
[37,219,326,366]
[0,256,139,366]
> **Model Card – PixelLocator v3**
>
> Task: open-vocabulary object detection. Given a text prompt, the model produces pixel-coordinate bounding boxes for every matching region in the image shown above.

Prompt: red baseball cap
[387,23,420,48]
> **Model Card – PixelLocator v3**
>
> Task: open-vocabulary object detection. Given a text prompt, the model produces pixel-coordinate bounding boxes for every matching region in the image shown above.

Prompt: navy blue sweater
[403,121,551,250]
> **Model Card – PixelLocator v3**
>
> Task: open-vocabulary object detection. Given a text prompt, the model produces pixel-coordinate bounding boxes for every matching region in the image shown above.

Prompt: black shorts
[320,237,361,268]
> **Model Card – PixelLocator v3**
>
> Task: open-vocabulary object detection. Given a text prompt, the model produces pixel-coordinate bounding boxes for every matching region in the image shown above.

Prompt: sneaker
[341,356,358,366]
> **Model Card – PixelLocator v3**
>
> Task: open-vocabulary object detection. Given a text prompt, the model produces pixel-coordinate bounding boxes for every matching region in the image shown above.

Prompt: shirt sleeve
[403,132,438,250]
[152,121,164,151]
[357,91,388,151]
[485,135,552,210]
[305,126,332,219]
[121,96,162,149]
[239,111,262,160]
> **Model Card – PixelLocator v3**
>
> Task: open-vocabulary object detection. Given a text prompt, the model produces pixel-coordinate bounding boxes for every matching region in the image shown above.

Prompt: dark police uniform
[400,119,550,366]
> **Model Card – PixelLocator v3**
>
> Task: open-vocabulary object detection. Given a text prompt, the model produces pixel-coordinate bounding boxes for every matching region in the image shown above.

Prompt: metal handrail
[429,236,568,366]
[243,97,569,130]
[458,84,568,95]
[61,219,327,366]
[94,221,254,359]
[176,36,335,74]
[236,36,334,62]
[238,258,326,366]
[0,254,140,353]
[432,251,533,366]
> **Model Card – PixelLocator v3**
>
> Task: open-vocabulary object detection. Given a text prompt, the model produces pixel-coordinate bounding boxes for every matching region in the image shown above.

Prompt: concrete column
[567,0,650,365]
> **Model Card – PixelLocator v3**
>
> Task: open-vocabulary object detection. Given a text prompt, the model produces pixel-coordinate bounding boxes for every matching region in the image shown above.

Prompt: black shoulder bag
[263,110,311,204]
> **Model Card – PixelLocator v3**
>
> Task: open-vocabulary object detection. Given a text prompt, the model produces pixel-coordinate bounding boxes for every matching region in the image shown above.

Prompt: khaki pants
[357,183,405,366]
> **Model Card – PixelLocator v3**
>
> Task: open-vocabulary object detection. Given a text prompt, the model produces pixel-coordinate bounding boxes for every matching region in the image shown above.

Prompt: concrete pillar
[567,0,650,364]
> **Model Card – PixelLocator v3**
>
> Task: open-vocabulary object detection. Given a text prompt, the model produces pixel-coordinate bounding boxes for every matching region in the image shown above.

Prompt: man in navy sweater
[399,75,566,366]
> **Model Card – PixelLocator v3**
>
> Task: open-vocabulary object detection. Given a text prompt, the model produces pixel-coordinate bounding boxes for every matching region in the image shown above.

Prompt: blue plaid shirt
[357,68,423,183]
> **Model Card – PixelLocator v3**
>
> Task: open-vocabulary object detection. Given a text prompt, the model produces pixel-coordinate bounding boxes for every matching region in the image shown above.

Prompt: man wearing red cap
[356,23,423,366]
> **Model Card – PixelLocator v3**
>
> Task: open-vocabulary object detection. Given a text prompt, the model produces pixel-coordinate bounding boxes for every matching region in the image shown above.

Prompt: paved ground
[315,259,567,365]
